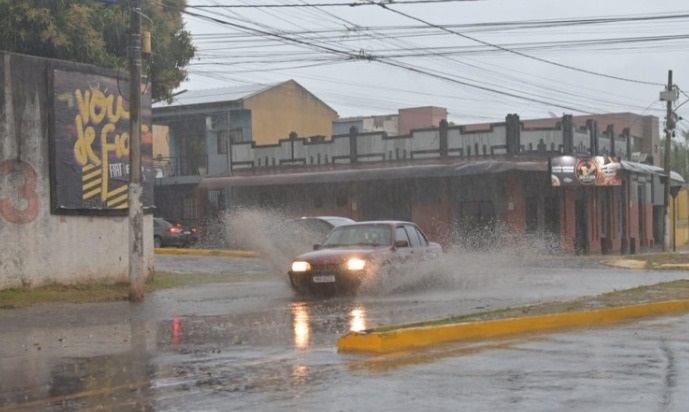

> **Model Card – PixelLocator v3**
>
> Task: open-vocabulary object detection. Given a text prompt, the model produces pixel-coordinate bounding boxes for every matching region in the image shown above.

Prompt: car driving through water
[288,220,442,295]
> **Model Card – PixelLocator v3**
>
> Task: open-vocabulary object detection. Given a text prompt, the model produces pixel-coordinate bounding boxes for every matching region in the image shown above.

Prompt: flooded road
[1,253,688,411]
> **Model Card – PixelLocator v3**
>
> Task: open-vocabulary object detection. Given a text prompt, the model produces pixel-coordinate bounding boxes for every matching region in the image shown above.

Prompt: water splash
[225,208,326,278]
[223,209,564,296]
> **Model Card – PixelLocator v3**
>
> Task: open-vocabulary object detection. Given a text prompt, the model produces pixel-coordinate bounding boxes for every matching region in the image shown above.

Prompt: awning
[198,159,684,190]
[199,160,548,190]
[621,160,685,184]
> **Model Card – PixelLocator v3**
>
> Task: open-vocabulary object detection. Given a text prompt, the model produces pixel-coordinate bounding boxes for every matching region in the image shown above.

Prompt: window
[217,130,229,154]
[182,197,196,221]
[217,128,243,154]
[414,227,429,246]
[395,226,410,247]
[404,224,422,247]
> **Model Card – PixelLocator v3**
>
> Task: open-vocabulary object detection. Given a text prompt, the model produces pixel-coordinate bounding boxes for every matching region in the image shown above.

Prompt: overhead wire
[374,1,666,86]
[188,0,480,8]
[166,0,685,120]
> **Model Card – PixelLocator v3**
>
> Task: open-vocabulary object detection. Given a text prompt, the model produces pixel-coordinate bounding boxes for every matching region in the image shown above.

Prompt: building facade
[152,80,338,227]
[198,114,683,255]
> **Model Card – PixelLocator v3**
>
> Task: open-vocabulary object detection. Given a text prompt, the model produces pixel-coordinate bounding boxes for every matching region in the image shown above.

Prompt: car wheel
[154,236,163,248]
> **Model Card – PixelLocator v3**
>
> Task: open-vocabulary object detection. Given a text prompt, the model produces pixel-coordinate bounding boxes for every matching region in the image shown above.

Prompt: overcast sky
[178,0,689,130]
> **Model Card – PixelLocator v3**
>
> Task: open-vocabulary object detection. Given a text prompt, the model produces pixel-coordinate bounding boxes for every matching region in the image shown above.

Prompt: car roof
[294,216,355,226]
[335,220,415,227]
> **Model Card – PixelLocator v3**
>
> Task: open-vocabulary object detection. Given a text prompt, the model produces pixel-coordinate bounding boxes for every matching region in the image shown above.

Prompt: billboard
[550,156,622,187]
[51,69,154,212]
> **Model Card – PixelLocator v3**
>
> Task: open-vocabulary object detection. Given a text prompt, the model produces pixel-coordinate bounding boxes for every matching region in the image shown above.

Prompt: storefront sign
[550,156,622,187]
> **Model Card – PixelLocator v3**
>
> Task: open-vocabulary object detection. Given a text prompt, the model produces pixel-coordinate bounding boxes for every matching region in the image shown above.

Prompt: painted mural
[52,69,154,212]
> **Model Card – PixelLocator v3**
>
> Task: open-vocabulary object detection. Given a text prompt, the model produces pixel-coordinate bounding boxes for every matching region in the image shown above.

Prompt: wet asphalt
[1,251,688,411]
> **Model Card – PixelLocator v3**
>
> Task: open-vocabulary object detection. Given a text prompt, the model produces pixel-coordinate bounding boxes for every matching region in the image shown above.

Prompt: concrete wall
[333,115,399,136]
[243,80,338,145]
[363,114,399,136]
[0,52,154,290]
[333,118,363,136]
[670,187,689,248]
[230,118,577,169]
[522,113,657,165]
[152,125,170,160]
[398,106,447,136]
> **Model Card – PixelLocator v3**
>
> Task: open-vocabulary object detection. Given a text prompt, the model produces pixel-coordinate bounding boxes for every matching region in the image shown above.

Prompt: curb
[154,248,257,258]
[337,299,689,354]
[600,259,647,269]
[600,259,689,270]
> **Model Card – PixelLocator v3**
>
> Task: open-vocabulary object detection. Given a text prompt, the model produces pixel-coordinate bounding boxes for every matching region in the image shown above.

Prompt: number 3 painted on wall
[0,160,40,224]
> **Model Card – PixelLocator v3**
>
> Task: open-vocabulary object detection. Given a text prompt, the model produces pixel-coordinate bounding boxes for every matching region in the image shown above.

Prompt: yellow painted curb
[600,259,647,269]
[154,248,257,258]
[337,299,689,354]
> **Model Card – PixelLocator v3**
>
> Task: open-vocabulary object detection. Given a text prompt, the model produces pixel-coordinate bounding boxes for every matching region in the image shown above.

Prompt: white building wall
[448,126,508,155]
[521,130,562,151]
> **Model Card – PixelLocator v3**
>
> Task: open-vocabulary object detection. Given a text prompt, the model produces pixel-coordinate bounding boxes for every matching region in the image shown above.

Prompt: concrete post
[128,0,145,302]
[349,126,358,163]
[439,119,448,158]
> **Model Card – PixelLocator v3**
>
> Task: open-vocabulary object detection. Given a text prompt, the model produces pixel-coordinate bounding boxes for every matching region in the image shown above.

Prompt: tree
[0,0,195,103]
[659,129,689,182]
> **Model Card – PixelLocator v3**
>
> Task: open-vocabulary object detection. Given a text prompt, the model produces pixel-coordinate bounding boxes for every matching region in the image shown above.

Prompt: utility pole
[128,0,145,301]
[661,70,677,252]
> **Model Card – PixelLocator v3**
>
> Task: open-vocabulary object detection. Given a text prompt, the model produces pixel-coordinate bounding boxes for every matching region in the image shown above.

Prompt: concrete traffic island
[337,299,689,354]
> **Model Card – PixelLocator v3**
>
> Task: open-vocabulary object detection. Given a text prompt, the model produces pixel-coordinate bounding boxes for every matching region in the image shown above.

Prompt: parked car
[288,220,442,295]
[153,218,196,248]
[166,219,199,245]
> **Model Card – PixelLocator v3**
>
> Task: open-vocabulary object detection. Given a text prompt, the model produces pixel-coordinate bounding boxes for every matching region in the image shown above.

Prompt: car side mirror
[313,244,321,250]
[394,240,409,248]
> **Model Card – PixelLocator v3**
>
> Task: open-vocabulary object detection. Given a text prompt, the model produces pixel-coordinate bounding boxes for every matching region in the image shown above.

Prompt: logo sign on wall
[550,156,622,187]
[51,69,154,212]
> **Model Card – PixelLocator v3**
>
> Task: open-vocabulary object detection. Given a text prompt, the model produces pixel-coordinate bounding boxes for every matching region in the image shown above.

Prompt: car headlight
[347,258,366,271]
[291,261,311,272]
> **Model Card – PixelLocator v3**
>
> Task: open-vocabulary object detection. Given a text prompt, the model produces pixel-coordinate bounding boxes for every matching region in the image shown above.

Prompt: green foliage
[0,0,195,103]
[659,129,689,182]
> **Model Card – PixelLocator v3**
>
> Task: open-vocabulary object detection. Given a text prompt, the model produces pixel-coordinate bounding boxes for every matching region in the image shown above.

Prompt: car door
[403,223,438,261]
[394,225,415,263]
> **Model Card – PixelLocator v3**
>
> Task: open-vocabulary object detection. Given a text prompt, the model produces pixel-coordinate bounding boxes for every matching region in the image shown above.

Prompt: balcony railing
[154,156,208,178]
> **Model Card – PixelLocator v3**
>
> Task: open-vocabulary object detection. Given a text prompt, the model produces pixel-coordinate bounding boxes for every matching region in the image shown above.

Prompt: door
[574,196,588,255]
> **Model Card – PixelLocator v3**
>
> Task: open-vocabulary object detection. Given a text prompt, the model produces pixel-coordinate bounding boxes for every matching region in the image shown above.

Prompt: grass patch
[0,272,245,309]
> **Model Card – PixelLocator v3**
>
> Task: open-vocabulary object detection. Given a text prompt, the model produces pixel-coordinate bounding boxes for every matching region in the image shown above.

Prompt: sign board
[51,69,154,212]
[550,156,622,187]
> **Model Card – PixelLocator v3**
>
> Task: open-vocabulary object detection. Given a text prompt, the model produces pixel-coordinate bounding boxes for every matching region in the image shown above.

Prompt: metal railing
[153,156,208,178]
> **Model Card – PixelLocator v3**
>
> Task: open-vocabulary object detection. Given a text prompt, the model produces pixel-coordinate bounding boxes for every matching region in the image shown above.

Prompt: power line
[188,0,479,8]
[375,2,666,87]
[181,7,363,60]
[175,1,680,119]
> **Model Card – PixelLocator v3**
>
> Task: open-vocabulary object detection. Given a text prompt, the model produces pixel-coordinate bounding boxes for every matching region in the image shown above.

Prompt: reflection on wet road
[1,254,688,411]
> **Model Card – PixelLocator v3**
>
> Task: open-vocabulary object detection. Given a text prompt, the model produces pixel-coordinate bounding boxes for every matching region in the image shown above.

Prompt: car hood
[294,247,384,264]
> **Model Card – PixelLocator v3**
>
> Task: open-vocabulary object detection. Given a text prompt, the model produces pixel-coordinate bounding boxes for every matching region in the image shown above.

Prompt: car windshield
[321,224,391,248]
[323,217,355,227]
